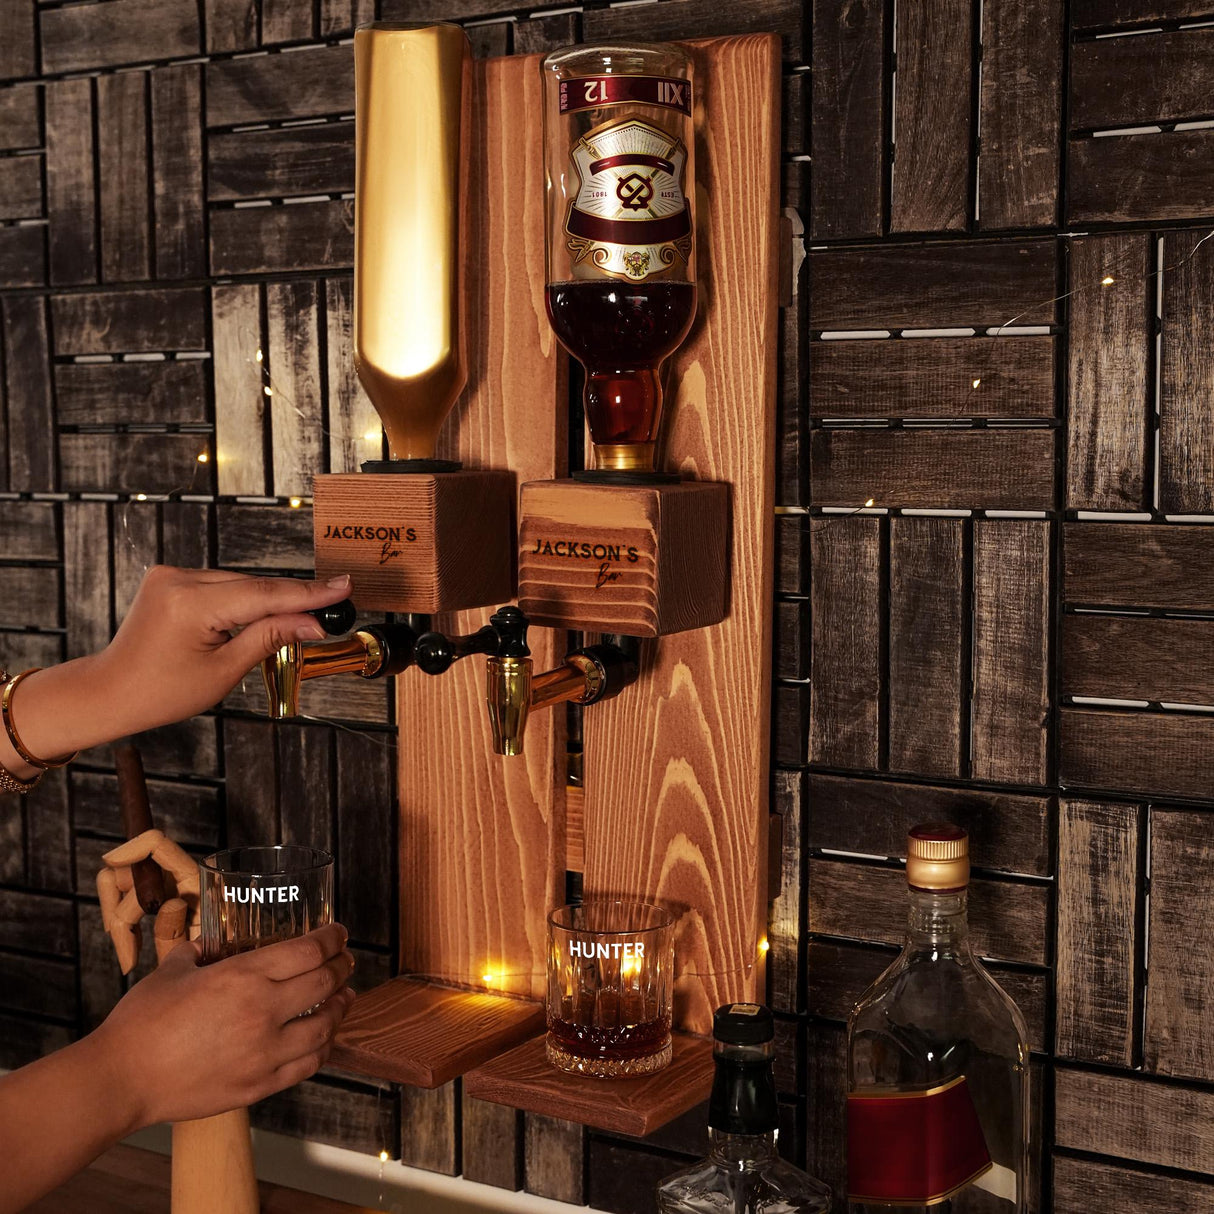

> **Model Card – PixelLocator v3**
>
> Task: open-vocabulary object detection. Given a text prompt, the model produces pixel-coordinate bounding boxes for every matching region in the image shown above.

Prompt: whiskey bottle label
[559,75,691,115]
[564,118,692,282]
[846,1075,992,1206]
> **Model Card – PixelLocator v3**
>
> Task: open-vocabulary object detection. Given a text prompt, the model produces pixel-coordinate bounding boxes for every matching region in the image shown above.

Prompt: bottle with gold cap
[845,824,1029,1213]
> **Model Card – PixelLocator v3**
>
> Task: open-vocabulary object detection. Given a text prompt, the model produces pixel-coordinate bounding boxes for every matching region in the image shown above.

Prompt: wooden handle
[171,1111,259,1214]
[114,743,165,916]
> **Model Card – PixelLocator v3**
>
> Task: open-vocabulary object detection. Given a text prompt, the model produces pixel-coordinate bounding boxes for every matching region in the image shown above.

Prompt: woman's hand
[92,923,356,1128]
[6,566,351,765]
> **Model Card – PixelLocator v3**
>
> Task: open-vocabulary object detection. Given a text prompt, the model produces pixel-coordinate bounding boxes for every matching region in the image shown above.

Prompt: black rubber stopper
[361,458,462,474]
[309,598,357,636]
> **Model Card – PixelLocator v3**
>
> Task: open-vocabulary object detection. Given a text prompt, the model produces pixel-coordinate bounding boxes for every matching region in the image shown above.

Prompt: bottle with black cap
[656,1003,831,1212]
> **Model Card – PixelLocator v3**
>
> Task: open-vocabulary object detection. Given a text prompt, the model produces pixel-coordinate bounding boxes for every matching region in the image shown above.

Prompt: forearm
[0,1031,141,1214]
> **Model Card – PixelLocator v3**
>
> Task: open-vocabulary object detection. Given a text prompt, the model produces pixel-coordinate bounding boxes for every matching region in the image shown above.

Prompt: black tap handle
[309,598,357,636]
[360,621,419,677]
[415,625,498,675]
[489,605,531,658]
[575,636,641,705]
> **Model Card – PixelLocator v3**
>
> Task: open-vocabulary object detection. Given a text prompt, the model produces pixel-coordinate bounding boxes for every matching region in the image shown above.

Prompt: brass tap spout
[483,606,639,756]
[261,618,418,720]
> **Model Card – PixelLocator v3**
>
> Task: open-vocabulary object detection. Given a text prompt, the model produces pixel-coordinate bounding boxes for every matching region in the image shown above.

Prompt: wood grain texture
[810,240,1057,330]
[45,76,96,285]
[40,0,200,73]
[1072,29,1214,131]
[1054,1156,1214,1214]
[51,288,207,354]
[0,565,60,627]
[888,516,964,777]
[890,0,972,234]
[978,0,1062,230]
[150,63,204,280]
[1068,129,1214,225]
[1063,613,1214,704]
[810,516,880,769]
[1056,1066,1214,1173]
[769,768,804,1013]
[2,295,55,492]
[335,730,394,948]
[324,276,381,474]
[1145,809,1214,1081]
[208,123,355,202]
[0,224,44,287]
[464,1032,714,1137]
[812,429,1055,510]
[462,1098,522,1190]
[204,0,257,52]
[73,772,220,848]
[581,35,780,1033]
[210,200,354,275]
[267,279,324,497]
[1060,707,1214,799]
[0,153,43,220]
[0,500,58,560]
[774,599,808,680]
[807,773,1051,874]
[809,859,1049,965]
[1066,235,1151,510]
[524,1114,585,1204]
[212,282,268,496]
[251,1078,392,1155]
[398,1082,457,1175]
[0,889,74,955]
[1072,0,1214,25]
[775,514,808,596]
[1065,522,1214,609]
[0,1013,72,1072]
[261,0,314,44]
[0,0,36,79]
[971,519,1051,785]
[330,978,543,1088]
[216,503,312,569]
[1160,228,1214,513]
[810,337,1056,419]
[320,0,374,37]
[0,88,39,150]
[517,480,730,636]
[59,433,214,496]
[1056,800,1140,1065]
[55,360,208,427]
[96,72,149,283]
[112,501,159,626]
[397,50,567,1000]
[810,0,885,240]
[205,46,354,126]
[0,952,77,1019]
[63,501,112,658]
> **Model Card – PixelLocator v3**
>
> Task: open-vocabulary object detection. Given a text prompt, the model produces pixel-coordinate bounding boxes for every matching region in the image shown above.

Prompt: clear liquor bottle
[656,1004,832,1214]
[846,824,1030,1212]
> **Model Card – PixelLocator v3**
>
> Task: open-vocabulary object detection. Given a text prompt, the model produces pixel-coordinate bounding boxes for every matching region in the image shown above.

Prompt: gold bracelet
[0,670,42,793]
[1,669,78,771]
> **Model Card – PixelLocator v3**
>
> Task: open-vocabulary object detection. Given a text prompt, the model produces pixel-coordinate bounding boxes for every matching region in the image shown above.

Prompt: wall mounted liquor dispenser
[310,23,514,613]
[515,43,730,637]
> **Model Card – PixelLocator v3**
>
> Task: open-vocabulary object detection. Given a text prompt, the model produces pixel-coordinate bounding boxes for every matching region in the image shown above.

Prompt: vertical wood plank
[0,0,36,79]
[769,768,804,1014]
[45,77,97,285]
[890,0,972,233]
[204,0,257,52]
[63,501,112,659]
[223,719,280,847]
[151,63,205,280]
[2,295,55,492]
[978,0,1062,230]
[1160,229,1214,514]
[1145,810,1214,1081]
[261,0,314,43]
[161,501,211,570]
[1056,799,1140,1065]
[96,72,150,283]
[887,516,963,778]
[462,1097,522,1190]
[319,0,375,37]
[971,520,1050,785]
[1066,235,1151,511]
[325,276,382,474]
[267,279,325,498]
[523,1113,585,1205]
[398,52,566,1000]
[336,730,394,948]
[112,500,159,623]
[810,0,885,240]
[212,283,267,496]
[810,516,881,770]
[582,35,780,1030]
[25,769,71,893]
[399,1083,458,1175]
[276,724,334,855]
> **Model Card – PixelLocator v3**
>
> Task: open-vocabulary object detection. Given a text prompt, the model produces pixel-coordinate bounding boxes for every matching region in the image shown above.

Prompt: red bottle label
[559,75,691,115]
[847,1075,992,1206]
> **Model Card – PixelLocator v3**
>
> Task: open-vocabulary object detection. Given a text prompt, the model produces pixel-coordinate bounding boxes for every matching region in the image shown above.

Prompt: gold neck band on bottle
[593,442,657,473]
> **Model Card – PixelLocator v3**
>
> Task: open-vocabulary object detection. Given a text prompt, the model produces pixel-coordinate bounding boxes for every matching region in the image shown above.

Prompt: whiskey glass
[199,846,333,963]
[546,899,675,1077]
[542,44,697,477]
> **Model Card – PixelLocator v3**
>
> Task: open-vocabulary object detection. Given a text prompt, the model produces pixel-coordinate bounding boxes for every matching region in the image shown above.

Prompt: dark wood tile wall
[2,0,1214,1209]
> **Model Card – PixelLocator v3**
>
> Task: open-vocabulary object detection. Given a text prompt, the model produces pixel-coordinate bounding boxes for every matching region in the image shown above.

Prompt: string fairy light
[196,451,209,463]
[1101,275,1116,286]
[288,497,303,509]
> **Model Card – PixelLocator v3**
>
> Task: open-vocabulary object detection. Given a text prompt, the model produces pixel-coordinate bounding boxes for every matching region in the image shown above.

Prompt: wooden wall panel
[151,64,205,280]
[1054,1156,1214,1214]
[0,154,42,221]
[55,361,209,427]
[1072,0,1213,26]
[51,288,208,354]
[0,88,39,149]
[96,72,150,284]
[0,225,44,288]
[209,201,355,275]
[212,283,268,497]
[325,276,382,475]
[266,280,325,498]
[1055,800,1139,1064]
[1066,235,1151,511]
[45,77,97,286]
[1064,522,1214,610]
[2,295,55,492]
[40,0,200,74]
[208,125,356,202]
[205,47,354,126]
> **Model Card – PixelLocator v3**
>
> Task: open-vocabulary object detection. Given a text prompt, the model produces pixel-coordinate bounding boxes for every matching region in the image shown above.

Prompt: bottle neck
[906,887,971,955]
[707,1043,779,1145]
[708,1127,778,1164]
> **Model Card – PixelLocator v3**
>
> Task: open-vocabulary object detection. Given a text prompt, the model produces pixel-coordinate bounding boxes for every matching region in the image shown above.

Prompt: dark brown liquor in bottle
[546,279,696,451]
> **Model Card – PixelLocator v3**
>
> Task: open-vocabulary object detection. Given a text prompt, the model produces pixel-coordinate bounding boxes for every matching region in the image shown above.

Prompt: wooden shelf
[463,1031,714,1136]
[330,977,544,1089]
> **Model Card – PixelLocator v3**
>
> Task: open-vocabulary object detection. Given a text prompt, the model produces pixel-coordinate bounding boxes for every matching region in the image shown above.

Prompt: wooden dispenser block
[312,469,515,613]
[517,479,730,636]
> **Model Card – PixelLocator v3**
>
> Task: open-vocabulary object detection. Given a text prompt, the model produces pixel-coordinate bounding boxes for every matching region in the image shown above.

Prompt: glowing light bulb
[196,452,209,463]
[363,428,382,442]
[263,385,274,397]
[289,496,303,509]
[759,937,770,954]
[971,378,982,389]
[1101,275,1115,286]
[135,493,147,502]
[379,1150,389,1163]
[255,349,263,362]
[864,498,875,508]
[482,971,496,985]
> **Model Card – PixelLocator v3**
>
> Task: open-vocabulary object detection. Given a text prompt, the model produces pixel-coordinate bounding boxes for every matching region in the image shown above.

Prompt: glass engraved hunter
[546,900,674,1077]
[542,44,697,475]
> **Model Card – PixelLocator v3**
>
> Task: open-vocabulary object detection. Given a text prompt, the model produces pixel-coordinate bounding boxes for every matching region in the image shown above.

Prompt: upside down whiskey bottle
[846,825,1030,1212]
[542,43,697,475]
[656,1004,832,1213]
